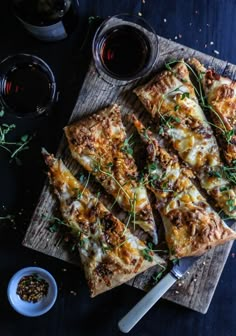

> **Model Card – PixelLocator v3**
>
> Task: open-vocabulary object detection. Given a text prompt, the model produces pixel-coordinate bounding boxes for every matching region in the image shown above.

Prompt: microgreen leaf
[224,129,235,144]
[152,268,166,283]
[49,223,59,233]
[148,162,158,172]
[0,121,31,163]
[226,199,236,212]
[165,63,172,71]
[181,92,190,100]
[121,135,134,155]
[158,126,164,135]
[142,248,153,262]
[208,170,222,178]
[220,186,229,192]
[21,134,29,143]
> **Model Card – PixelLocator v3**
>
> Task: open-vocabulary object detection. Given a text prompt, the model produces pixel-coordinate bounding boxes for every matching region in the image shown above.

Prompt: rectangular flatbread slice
[134,61,236,217]
[64,104,158,243]
[43,150,164,297]
[190,58,236,165]
[132,116,236,259]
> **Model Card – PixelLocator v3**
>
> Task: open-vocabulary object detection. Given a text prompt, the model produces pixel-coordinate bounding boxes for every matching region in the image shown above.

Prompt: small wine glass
[92,14,159,86]
[0,53,57,118]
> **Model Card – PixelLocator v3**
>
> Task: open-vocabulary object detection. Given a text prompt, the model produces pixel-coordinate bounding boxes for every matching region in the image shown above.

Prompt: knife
[118,256,199,333]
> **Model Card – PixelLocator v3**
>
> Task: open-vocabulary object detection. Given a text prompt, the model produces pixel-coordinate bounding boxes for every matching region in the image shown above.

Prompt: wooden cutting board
[22,35,236,314]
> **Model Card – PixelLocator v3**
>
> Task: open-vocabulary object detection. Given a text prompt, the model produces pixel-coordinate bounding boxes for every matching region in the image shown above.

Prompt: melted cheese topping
[65,105,157,242]
[46,153,162,291]
[135,61,236,216]
[133,117,236,259]
[190,58,236,165]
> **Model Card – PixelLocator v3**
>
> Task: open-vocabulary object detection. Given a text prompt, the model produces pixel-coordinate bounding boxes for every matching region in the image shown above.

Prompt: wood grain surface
[22,35,236,314]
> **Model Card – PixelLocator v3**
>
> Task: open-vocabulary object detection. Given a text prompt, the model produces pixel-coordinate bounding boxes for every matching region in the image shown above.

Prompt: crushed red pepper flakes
[16,273,49,303]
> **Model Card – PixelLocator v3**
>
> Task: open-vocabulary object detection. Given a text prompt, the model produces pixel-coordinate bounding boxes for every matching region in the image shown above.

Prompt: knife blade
[118,256,199,333]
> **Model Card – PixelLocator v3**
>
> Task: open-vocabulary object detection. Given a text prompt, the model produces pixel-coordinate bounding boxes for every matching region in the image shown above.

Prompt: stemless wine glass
[92,14,159,86]
[0,53,56,118]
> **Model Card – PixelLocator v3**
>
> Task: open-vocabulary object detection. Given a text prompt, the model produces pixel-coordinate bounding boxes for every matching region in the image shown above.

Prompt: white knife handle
[118,273,177,333]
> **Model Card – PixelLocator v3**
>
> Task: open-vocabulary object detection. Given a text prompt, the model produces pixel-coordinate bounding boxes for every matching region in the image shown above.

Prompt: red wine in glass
[99,25,151,80]
[2,62,52,116]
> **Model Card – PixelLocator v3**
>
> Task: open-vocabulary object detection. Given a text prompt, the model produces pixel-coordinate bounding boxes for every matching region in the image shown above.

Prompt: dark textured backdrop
[0,1,236,335]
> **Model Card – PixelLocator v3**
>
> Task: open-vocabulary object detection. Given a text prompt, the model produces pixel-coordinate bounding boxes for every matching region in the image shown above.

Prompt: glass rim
[92,13,159,84]
[0,53,57,119]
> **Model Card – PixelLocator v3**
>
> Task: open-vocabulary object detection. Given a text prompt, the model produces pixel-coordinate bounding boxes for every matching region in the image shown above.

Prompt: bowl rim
[7,266,58,317]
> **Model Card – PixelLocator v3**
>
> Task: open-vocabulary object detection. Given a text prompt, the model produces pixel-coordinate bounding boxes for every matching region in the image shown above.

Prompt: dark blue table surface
[0,1,236,335]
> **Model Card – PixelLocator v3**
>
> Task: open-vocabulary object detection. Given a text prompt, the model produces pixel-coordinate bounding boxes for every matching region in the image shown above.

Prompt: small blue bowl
[7,267,58,317]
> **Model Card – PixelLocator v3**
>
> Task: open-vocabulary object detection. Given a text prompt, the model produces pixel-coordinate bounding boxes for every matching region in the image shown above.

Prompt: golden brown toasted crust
[43,150,164,297]
[64,104,158,243]
[190,58,236,165]
[132,116,236,259]
[165,206,236,258]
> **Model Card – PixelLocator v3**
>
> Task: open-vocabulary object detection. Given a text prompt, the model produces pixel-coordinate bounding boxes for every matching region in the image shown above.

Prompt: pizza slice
[64,104,158,243]
[190,58,236,165]
[43,150,164,297]
[132,116,236,259]
[134,61,236,217]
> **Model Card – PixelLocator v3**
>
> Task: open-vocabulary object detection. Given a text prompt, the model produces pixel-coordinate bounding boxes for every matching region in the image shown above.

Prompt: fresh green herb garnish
[142,248,154,262]
[221,165,236,185]
[76,173,91,200]
[164,59,235,146]
[159,115,181,132]
[142,242,166,262]
[208,170,222,178]
[158,126,164,135]
[152,266,167,283]
[148,162,158,172]
[46,216,70,233]
[0,214,14,222]
[226,199,236,212]
[121,134,134,155]
[106,162,113,169]
[225,129,235,144]
[181,92,190,100]
[220,186,229,192]
[0,120,31,164]
[93,161,131,201]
